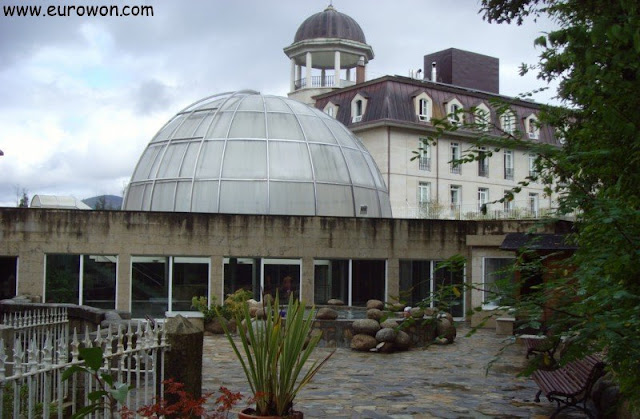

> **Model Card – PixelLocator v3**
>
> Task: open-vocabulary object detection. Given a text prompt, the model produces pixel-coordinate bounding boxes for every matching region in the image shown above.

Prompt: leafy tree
[478,0,640,410]
[415,0,640,411]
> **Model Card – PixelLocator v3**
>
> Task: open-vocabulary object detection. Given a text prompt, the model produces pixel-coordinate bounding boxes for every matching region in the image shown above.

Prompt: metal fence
[0,308,168,418]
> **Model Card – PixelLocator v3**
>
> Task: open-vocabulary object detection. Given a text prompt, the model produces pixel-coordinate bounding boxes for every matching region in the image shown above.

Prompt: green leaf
[62,365,87,381]
[88,390,108,402]
[72,404,100,419]
[110,383,130,404]
[100,373,114,387]
[79,347,104,372]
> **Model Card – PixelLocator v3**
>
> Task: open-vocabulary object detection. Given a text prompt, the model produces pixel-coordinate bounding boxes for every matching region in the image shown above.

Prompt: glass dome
[123,90,392,218]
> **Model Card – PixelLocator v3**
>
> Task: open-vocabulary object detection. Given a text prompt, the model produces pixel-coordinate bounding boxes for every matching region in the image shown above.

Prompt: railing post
[0,325,15,376]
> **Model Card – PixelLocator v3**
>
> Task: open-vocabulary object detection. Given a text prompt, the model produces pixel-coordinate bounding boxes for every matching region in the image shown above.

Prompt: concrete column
[290,58,296,92]
[18,251,44,301]
[301,257,314,305]
[210,255,223,304]
[295,65,301,86]
[305,52,312,88]
[165,316,203,400]
[334,50,341,88]
[346,68,351,81]
[116,254,131,311]
[386,258,400,304]
[320,69,326,86]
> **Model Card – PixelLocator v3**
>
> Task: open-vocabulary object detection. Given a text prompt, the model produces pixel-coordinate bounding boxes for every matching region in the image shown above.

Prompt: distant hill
[82,195,123,210]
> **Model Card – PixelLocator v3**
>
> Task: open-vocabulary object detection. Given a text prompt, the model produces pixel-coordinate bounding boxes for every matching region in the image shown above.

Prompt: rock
[316,307,339,320]
[372,341,395,353]
[423,307,436,317]
[394,331,411,350]
[255,307,266,319]
[366,299,384,310]
[439,312,454,323]
[409,307,424,318]
[327,299,345,306]
[351,334,378,351]
[389,302,405,312]
[205,317,236,334]
[352,319,381,336]
[375,328,397,343]
[436,318,456,343]
[380,319,399,329]
[249,306,259,318]
[366,308,383,321]
[103,311,122,322]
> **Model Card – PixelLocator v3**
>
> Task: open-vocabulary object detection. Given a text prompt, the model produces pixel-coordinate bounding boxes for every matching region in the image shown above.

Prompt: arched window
[474,103,491,131]
[446,99,464,125]
[351,94,367,123]
[414,92,433,122]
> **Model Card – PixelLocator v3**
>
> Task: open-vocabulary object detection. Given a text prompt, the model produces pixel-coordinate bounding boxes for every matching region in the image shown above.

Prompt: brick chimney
[356,56,366,84]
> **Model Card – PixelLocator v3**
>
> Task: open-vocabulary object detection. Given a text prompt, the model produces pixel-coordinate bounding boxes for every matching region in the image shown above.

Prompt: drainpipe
[387,126,391,193]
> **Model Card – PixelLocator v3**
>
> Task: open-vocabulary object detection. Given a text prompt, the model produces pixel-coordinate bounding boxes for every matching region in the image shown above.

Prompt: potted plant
[218,293,333,418]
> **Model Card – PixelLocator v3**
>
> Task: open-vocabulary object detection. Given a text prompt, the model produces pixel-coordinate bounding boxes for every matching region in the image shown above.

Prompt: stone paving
[202,326,585,418]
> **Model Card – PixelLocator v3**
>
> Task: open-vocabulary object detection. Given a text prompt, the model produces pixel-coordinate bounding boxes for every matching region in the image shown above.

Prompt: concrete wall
[0,208,568,321]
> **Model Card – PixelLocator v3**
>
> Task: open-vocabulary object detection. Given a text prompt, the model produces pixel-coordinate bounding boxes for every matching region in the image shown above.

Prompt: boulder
[316,307,339,320]
[205,317,236,334]
[409,307,424,318]
[372,341,395,353]
[375,327,397,343]
[423,307,436,317]
[394,330,411,350]
[366,299,384,310]
[351,334,378,351]
[436,318,457,343]
[438,312,454,323]
[380,319,399,329]
[366,308,384,321]
[255,307,266,319]
[352,319,381,336]
[389,302,405,312]
[326,299,345,306]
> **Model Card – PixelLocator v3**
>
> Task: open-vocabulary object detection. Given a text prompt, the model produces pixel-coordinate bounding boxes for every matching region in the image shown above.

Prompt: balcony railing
[479,165,489,177]
[395,199,559,221]
[294,76,355,90]
[419,157,431,171]
[504,167,514,180]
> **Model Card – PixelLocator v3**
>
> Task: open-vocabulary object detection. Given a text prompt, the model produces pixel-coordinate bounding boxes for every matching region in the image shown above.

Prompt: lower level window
[483,257,516,308]
[45,254,116,309]
[0,256,18,300]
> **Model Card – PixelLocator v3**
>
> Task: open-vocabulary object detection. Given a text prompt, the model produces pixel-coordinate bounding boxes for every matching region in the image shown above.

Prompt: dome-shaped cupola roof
[123,91,391,218]
[294,5,367,44]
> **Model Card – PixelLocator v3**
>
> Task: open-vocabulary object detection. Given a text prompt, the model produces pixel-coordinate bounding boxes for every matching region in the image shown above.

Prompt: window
[474,103,491,131]
[323,102,338,118]
[314,260,349,305]
[0,256,18,300]
[351,94,367,123]
[446,99,463,125]
[45,254,116,309]
[450,185,461,213]
[132,256,209,318]
[418,138,431,171]
[450,142,461,174]
[418,182,431,218]
[478,188,489,212]
[478,147,489,177]
[529,193,539,216]
[415,92,432,122]
[314,259,386,307]
[503,190,514,212]
[500,110,516,134]
[483,258,515,307]
[504,150,514,180]
[526,114,540,139]
[529,154,538,177]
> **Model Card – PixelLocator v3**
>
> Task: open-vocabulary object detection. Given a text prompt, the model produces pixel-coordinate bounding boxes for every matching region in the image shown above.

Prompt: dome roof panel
[123,91,391,218]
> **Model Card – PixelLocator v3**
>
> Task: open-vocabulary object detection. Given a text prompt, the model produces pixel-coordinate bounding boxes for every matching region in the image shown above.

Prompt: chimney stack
[431,61,437,82]
[356,56,366,84]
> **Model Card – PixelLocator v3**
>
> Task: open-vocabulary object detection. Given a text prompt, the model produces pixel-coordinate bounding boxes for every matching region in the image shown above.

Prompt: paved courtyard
[202,326,583,418]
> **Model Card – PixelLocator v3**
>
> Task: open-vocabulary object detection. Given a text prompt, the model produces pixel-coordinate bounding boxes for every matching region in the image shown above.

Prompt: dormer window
[500,110,516,134]
[351,93,367,123]
[414,92,432,122]
[525,114,540,139]
[446,99,464,125]
[474,103,491,131]
[323,102,338,119]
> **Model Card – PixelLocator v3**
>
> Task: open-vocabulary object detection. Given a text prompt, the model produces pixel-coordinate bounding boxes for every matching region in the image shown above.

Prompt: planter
[238,408,303,419]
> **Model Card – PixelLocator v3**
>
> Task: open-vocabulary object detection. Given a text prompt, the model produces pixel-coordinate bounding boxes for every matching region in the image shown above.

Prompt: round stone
[366,299,384,310]
[351,334,378,351]
[375,327,397,343]
[326,299,345,306]
[436,318,457,343]
[366,308,383,321]
[394,330,411,350]
[316,307,339,320]
[352,319,381,336]
[380,319,399,329]
[409,307,424,318]
[390,302,405,312]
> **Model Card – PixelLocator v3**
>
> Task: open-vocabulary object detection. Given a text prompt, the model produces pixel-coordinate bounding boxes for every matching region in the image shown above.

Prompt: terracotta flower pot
[238,408,304,419]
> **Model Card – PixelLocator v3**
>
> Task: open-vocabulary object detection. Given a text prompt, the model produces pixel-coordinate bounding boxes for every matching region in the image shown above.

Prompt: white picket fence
[0,308,169,418]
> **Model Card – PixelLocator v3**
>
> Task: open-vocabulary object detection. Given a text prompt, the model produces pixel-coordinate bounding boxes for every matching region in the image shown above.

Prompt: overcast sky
[0,0,558,207]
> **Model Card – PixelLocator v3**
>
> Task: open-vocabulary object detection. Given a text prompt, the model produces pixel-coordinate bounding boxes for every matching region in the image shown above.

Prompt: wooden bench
[520,334,560,359]
[532,354,605,418]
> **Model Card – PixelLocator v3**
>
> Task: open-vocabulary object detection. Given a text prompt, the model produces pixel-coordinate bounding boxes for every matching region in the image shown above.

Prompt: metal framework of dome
[294,5,367,44]
[123,90,392,218]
